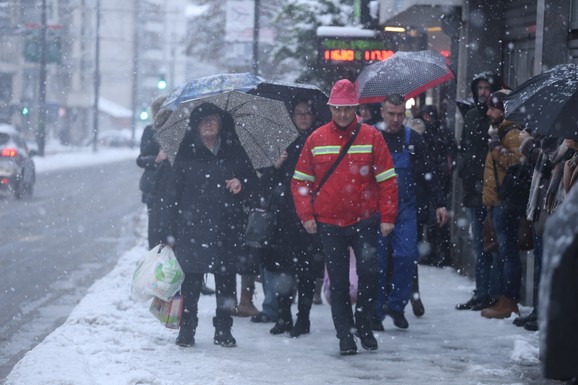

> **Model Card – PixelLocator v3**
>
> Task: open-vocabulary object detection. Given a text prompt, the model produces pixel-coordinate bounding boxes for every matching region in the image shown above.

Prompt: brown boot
[235,275,259,317]
[481,296,519,319]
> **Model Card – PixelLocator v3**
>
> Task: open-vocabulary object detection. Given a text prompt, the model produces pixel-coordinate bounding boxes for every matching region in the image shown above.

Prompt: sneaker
[386,310,409,329]
[339,334,358,355]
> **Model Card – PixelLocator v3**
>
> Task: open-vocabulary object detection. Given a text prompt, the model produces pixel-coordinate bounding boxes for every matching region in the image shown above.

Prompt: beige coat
[482,120,523,207]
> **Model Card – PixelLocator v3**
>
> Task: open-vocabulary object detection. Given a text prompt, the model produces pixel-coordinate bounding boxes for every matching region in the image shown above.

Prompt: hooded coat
[459,72,504,207]
[163,103,258,274]
[257,127,324,273]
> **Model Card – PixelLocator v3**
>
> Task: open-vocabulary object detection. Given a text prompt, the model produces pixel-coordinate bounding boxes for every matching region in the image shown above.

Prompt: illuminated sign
[318,37,393,65]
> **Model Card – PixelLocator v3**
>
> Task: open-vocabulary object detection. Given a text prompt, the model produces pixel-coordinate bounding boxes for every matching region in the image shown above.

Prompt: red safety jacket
[291,119,398,227]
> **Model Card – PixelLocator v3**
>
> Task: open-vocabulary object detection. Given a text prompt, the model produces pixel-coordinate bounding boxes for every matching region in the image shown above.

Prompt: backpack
[498,162,533,213]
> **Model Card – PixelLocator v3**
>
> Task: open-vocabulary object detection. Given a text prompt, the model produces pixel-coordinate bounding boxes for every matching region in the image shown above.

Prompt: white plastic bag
[131,244,184,302]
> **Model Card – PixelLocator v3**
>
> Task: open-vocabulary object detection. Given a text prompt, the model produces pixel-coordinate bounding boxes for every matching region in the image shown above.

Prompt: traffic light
[21,106,29,116]
[157,74,167,90]
[139,110,149,121]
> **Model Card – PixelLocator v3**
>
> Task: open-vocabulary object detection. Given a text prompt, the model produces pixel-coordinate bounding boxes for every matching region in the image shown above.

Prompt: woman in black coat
[261,99,325,337]
[164,102,257,348]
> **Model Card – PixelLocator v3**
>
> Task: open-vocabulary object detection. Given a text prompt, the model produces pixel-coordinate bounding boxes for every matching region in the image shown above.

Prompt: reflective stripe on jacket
[291,119,398,227]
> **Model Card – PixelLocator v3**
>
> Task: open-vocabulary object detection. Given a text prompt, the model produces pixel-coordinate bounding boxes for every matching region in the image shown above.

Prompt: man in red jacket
[291,79,398,355]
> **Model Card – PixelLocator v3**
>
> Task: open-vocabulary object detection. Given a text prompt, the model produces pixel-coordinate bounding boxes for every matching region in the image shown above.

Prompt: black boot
[410,293,425,317]
[290,317,310,338]
[176,317,198,347]
[386,309,409,329]
[213,316,237,347]
[338,333,358,355]
[270,308,293,335]
[455,295,483,310]
[355,314,378,351]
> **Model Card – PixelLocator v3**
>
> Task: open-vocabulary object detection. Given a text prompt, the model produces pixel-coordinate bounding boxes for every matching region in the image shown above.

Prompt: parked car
[0,124,35,199]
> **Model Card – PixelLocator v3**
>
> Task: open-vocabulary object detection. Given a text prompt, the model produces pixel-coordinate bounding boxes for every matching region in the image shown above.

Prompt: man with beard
[456,71,506,311]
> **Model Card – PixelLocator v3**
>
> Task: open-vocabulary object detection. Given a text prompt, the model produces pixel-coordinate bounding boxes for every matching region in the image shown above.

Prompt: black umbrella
[504,64,578,140]
[155,91,298,169]
[356,50,455,103]
[247,81,331,126]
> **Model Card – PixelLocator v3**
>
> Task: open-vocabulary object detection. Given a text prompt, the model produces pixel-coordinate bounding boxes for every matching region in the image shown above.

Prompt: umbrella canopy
[155,91,298,169]
[161,72,264,111]
[161,74,330,126]
[247,81,331,126]
[504,64,578,140]
[356,50,455,104]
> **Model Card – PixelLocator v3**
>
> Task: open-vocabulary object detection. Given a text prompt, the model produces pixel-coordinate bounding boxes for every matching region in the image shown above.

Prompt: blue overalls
[375,126,419,317]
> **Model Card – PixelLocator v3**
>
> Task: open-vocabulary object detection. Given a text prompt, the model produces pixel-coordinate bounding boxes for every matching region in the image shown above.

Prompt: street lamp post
[92,0,101,152]
[37,0,47,156]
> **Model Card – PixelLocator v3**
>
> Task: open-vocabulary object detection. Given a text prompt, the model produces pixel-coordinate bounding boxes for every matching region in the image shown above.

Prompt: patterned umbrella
[155,91,298,169]
[356,50,455,103]
[161,74,330,126]
[504,64,578,140]
[161,72,264,111]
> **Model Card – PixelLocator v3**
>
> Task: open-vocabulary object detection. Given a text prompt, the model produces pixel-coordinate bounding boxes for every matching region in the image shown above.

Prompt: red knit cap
[327,79,359,106]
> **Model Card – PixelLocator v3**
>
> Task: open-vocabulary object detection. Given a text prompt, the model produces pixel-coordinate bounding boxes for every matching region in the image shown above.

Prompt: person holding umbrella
[162,102,258,348]
[372,94,449,330]
[291,79,398,355]
[259,98,325,338]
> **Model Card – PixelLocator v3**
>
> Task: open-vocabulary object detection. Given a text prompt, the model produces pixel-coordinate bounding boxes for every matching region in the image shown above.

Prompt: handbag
[149,294,183,329]
[244,207,277,248]
[482,214,534,253]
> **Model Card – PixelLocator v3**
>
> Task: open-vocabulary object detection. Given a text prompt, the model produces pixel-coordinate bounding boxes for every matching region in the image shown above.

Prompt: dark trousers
[275,240,324,323]
[147,202,165,250]
[180,272,236,323]
[318,218,378,339]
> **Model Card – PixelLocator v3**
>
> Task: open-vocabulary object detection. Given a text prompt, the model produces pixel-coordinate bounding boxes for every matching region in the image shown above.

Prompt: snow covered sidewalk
[4,208,551,385]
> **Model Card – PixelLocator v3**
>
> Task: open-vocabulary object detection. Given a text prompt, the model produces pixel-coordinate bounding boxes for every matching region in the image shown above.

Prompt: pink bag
[149,294,183,329]
[323,248,358,305]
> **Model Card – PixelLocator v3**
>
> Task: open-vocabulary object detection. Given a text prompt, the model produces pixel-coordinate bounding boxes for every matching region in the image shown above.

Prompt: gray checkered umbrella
[356,50,454,103]
[155,91,298,169]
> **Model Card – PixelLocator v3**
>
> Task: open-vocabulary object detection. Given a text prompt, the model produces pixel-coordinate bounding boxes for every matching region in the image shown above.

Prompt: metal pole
[130,0,140,147]
[534,0,545,76]
[37,0,47,156]
[252,0,260,75]
[92,0,101,152]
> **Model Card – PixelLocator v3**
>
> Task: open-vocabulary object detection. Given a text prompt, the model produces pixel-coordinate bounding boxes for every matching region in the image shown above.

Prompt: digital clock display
[318,37,393,65]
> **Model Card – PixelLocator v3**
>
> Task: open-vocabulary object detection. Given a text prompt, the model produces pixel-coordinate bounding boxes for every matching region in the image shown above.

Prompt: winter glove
[488,137,501,152]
